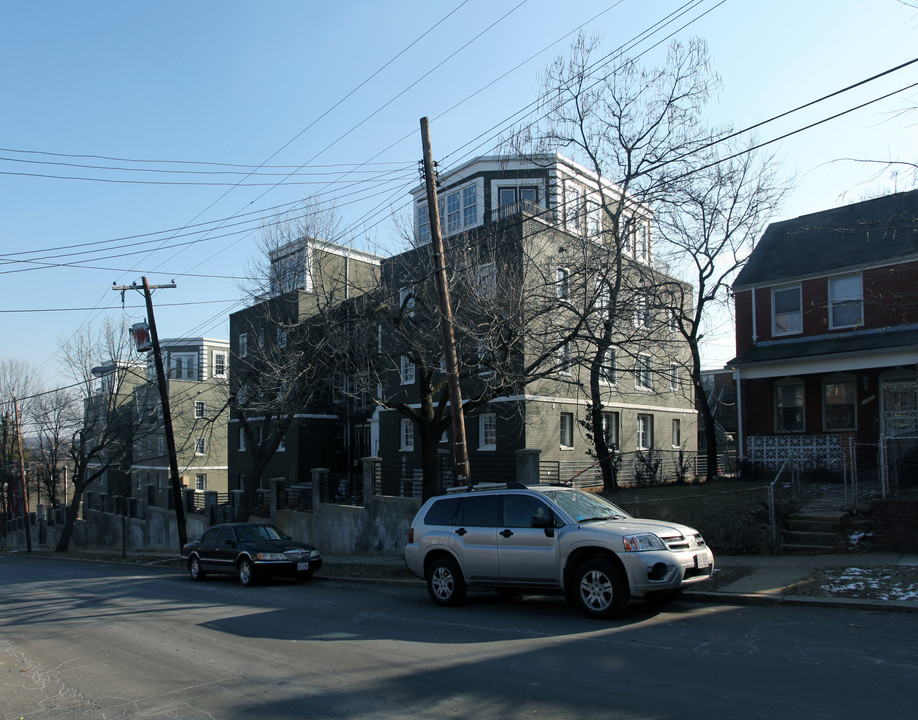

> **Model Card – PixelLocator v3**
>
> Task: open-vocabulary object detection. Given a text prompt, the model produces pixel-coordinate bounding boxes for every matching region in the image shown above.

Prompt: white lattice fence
[746,434,843,471]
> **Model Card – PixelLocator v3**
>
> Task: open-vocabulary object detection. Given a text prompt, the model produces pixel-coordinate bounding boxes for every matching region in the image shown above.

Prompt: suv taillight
[408,528,414,543]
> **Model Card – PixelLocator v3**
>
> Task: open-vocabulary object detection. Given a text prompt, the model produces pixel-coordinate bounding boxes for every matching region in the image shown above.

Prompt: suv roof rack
[445,481,528,494]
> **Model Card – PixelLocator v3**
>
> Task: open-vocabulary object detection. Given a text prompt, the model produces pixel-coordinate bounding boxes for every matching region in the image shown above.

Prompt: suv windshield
[541,488,630,523]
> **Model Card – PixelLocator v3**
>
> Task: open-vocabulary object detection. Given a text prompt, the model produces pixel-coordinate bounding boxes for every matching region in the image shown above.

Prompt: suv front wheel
[574,558,628,619]
[426,556,467,606]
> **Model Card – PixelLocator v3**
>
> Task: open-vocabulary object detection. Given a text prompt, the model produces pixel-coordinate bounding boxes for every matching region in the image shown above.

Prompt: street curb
[683,590,917,613]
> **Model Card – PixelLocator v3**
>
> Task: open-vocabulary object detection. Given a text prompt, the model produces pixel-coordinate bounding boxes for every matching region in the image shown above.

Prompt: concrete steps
[781,511,847,554]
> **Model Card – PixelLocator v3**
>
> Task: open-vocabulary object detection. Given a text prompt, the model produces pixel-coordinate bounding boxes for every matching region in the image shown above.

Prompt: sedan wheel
[237,557,256,586]
[188,555,207,581]
[426,556,466,606]
[574,558,628,619]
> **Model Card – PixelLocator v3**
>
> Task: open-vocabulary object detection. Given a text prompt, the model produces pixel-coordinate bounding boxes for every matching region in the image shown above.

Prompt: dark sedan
[181,523,323,586]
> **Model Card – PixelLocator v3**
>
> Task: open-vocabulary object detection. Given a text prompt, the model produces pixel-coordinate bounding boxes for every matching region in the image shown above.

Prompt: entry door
[881,375,918,436]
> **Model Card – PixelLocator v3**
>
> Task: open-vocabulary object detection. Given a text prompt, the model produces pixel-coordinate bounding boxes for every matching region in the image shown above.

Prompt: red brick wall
[871,499,918,551]
[733,259,918,347]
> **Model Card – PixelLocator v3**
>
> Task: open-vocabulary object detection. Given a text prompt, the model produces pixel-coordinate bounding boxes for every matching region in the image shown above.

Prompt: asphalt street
[2,554,916,720]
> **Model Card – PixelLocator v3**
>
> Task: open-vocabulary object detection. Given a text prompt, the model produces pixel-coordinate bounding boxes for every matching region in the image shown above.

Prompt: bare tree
[55,319,140,552]
[230,199,372,520]
[0,359,41,517]
[509,36,721,491]
[655,140,786,480]
[32,387,79,508]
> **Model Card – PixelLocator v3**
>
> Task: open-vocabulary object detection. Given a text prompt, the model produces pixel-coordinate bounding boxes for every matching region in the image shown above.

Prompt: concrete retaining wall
[2,494,421,556]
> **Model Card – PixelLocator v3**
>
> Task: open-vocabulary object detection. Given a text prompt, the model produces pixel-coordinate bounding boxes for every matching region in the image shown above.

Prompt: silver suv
[404,483,714,619]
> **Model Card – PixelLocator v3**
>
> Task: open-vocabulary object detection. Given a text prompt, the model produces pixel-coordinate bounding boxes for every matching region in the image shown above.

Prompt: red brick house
[729,189,918,488]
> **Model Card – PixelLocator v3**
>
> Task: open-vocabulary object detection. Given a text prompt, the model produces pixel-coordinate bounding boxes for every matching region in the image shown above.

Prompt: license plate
[694,553,709,570]
[297,562,309,571]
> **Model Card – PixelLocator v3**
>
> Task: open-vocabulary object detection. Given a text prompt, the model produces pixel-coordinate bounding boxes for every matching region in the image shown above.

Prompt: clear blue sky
[2,0,916,388]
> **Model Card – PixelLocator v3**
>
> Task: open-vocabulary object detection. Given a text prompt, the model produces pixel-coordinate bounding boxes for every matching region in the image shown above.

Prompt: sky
[2,0,917,391]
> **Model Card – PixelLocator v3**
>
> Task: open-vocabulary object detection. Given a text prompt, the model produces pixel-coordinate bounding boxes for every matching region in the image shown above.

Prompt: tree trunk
[420,427,443,500]
[55,482,86,552]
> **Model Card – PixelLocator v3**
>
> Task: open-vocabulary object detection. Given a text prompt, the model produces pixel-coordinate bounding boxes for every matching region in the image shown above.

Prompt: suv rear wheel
[426,556,466,606]
[574,558,628,619]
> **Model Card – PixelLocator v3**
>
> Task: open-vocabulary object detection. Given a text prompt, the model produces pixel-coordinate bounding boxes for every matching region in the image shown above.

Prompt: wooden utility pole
[113,278,187,550]
[13,397,32,552]
[419,117,471,488]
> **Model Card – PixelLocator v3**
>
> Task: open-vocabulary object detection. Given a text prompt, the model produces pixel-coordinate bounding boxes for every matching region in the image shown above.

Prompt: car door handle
[455,528,467,536]
[500,529,513,538]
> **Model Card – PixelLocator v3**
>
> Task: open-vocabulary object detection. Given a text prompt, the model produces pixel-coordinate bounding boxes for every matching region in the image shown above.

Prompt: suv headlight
[255,552,287,561]
[622,534,666,552]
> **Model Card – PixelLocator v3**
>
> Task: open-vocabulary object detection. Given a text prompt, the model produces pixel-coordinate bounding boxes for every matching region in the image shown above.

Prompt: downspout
[750,287,757,345]
[735,366,744,462]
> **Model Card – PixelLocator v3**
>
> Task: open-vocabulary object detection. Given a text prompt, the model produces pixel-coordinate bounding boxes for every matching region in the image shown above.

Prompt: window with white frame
[824,376,856,431]
[634,221,650,262]
[400,418,414,451]
[195,437,206,455]
[773,285,802,336]
[239,428,247,451]
[668,308,678,333]
[670,363,680,392]
[212,351,227,378]
[565,181,583,234]
[557,342,572,374]
[417,202,431,243]
[400,355,416,385]
[478,413,497,450]
[634,294,651,328]
[595,277,611,312]
[399,286,415,315]
[635,354,653,390]
[602,412,619,449]
[560,412,574,449]
[600,347,616,384]
[478,261,497,297]
[195,473,207,492]
[829,274,863,329]
[497,185,539,218]
[157,437,163,456]
[194,400,206,419]
[239,333,248,358]
[416,182,480,242]
[775,379,805,432]
[169,353,197,380]
[557,267,570,300]
[587,196,602,239]
[637,414,653,450]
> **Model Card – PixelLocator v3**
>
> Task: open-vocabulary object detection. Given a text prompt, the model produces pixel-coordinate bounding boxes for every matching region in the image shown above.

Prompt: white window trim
[212,351,227,378]
[478,413,497,451]
[828,273,863,330]
[672,419,681,448]
[194,437,206,456]
[772,284,803,336]
[194,401,206,419]
[636,414,653,450]
[400,355,416,385]
[636,354,653,391]
[239,333,248,358]
[400,418,415,451]
[238,428,247,452]
[670,363,680,392]
[775,378,806,433]
[560,412,575,450]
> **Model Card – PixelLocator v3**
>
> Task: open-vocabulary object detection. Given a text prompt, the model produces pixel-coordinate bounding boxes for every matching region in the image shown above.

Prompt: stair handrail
[768,457,792,555]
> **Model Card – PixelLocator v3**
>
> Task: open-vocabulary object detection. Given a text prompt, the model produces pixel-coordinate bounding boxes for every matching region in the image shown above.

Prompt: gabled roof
[733,188,918,289]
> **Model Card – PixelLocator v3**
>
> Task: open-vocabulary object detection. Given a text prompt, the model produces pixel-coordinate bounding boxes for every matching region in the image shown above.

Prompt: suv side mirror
[531,513,555,537]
